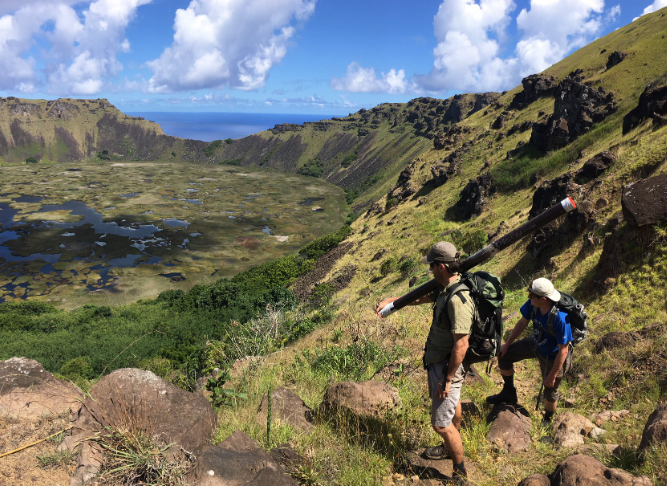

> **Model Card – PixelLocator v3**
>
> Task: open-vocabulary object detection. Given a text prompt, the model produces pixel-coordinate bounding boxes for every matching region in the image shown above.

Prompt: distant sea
[126,112,337,142]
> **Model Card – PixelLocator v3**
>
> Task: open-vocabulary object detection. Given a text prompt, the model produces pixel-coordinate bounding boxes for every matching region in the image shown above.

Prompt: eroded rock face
[319,380,401,419]
[48,100,81,119]
[389,161,419,201]
[638,403,667,455]
[256,387,313,433]
[530,78,616,152]
[621,173,667,227]
[0,357,83,420]
[190,431,298,486]
[453,171,495,221]
[622,84,667,134]
[511,73,559,109]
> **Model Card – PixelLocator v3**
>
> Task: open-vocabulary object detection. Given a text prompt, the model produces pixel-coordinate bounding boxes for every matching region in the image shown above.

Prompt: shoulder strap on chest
[531,305,558,338]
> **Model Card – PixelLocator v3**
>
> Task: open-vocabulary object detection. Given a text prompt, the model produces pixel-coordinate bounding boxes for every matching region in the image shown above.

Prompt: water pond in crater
[0,161,347,309]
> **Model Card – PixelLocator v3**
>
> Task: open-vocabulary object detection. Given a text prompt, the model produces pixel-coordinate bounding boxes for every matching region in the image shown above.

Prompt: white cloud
[607,4,621,22]
[413,0,608,94]
[0,0,151,95]
[330,62,408,94]
[147,0,316,93]
[639,0,667,17]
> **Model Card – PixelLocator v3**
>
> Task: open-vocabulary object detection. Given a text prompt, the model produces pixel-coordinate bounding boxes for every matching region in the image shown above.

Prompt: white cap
[529,278,561,302]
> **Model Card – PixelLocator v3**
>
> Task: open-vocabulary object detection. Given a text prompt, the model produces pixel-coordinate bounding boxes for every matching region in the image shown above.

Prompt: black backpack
[531,291,588,346]
[444,271,505,365]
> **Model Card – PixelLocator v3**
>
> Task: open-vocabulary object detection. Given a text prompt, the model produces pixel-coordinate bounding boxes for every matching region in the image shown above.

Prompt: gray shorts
[427,360,465,428]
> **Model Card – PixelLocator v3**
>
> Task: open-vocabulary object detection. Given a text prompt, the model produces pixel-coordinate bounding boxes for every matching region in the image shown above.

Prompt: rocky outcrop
[256,387,313,433]
[621,173,667,227]
[453,171,495,220]
[638,402,667,456]
[190,431,298,486]
[552,412,597,448]
[576,151,616,182]
[0,357,83,419]
[388,161,419,201]
[510,74,559,109]
[486,404,532,452]
[491,111,513,130]
[319,380,401,419]
[47,100,81,119]
[522,454,652,486]
[62,368,216,486]
[606,50,627,69]
[623,84,667,133]
[530,78,616,151]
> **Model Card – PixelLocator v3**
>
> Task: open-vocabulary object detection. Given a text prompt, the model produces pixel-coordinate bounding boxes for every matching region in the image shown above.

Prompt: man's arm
[375,295,433,316]
[437,333,469,399]
[544,343,569,387]
[499,316,529,357]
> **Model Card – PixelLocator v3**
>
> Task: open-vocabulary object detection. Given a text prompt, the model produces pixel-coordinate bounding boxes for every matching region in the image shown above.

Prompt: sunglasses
[527,290,542,299]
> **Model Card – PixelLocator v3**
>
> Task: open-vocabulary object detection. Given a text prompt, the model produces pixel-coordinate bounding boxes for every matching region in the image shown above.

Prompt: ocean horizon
[126,112,338,142]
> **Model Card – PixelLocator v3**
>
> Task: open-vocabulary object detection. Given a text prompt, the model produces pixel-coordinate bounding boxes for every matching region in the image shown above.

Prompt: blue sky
[0,0,664,115]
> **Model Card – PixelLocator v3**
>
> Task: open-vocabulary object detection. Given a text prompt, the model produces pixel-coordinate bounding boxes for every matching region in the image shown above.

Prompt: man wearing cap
[486,277,573,423]
[376,242,473,485]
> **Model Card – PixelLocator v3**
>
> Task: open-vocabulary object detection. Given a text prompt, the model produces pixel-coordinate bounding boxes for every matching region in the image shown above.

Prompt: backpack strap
[531,305,558,341]
[440,280,472,330]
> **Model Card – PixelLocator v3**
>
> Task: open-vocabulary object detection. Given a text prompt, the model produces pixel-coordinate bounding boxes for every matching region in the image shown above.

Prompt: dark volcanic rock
[530,78,616,151]
[576,151,616,182]
[527,175,595,259]
[623,84,667,134]
[606,50,627,70]
[486,404,532,452]
[622,174,667,227]
[510,73,559,109]
[389,161,419,201]
[319,380,401,419]
[551,454,651,486]
[491,111,512,129]
[191,431,298,486]
[638,403,667,455]
[453,171,495,220]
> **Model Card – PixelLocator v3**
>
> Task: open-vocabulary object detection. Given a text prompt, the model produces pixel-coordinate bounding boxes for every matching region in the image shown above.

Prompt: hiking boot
[485,386,518,405]
[447,472,468,486]
[424,443,450,460]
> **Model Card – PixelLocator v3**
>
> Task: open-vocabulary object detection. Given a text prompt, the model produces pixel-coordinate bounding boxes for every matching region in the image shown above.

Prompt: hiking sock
[501,373,514,390]
[543,410,554,423]
[453,461,467,478]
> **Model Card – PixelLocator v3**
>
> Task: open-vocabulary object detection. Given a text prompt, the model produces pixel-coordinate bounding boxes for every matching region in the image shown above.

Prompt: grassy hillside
[2,9,667,486]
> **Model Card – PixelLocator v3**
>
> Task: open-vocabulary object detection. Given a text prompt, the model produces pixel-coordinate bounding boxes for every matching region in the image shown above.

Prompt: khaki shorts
[427,360,465,428]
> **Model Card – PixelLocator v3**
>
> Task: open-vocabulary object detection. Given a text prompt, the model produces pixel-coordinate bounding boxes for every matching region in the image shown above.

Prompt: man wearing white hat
[486,277,573,424]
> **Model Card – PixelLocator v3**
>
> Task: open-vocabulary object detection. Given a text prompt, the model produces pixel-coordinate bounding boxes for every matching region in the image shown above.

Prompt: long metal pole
[377,197,577,317]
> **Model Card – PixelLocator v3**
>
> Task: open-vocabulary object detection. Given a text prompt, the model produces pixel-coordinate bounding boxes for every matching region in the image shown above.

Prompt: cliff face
[0,97,177,163]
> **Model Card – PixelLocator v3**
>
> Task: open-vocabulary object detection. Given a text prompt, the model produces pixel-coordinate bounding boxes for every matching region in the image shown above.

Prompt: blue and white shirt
[520,300,572,356]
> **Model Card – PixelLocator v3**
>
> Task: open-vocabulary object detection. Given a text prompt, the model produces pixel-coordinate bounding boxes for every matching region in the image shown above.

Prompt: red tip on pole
[568,197,577,209]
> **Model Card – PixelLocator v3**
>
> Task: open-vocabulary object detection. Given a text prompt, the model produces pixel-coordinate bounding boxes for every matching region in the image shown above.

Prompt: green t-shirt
[423,277,474,365]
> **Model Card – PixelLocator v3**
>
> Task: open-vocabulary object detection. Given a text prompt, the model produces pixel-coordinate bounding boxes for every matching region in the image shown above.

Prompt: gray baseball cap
[422,241,459,264]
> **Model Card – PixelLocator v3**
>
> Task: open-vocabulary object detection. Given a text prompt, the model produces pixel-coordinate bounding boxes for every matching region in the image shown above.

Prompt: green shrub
[398,257,418,278]
[298,225,351,260]
[305,340,397,380]
[59,356,95,387]
[341,152,357,168]
[297,157,324,178]
[446,228,488,257]
[204,140,223,157]
[25,156,38,164]
[380,257,398,277]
